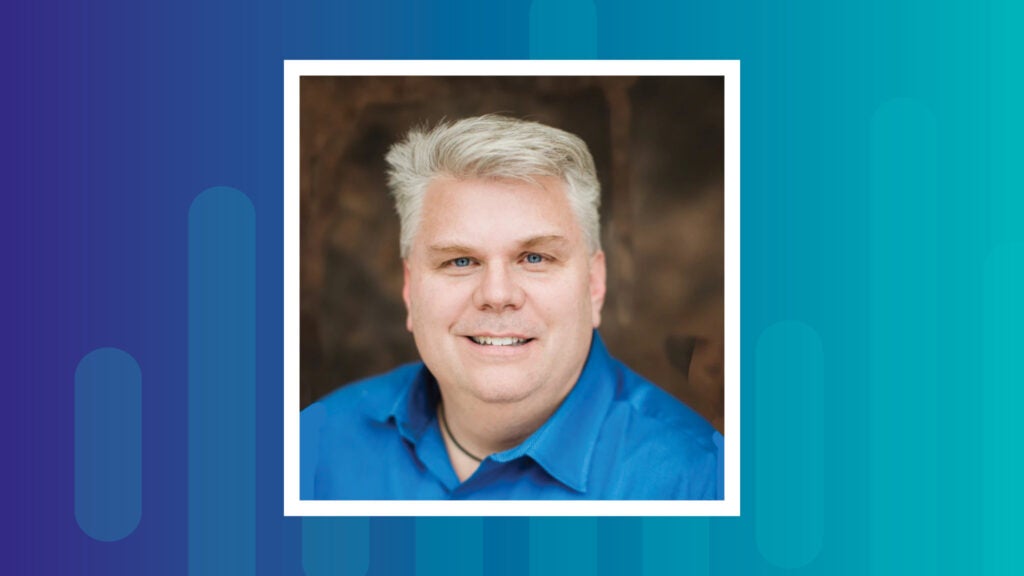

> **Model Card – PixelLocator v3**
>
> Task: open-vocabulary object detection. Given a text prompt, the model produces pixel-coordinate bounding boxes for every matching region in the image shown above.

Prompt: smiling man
[301,115,721,500]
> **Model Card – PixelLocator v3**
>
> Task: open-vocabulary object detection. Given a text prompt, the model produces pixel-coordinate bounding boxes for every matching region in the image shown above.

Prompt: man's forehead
[410,175,584,253]
[429,173,564,189]
[421,178,576,221]
[422,175,568,203]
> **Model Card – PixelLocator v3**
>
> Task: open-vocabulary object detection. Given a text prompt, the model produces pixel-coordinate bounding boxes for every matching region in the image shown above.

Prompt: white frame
[283,60,741,516]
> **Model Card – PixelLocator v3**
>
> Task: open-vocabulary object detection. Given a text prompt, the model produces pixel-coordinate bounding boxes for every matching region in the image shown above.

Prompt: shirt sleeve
[714,431,725,500]
[300,402,327,500]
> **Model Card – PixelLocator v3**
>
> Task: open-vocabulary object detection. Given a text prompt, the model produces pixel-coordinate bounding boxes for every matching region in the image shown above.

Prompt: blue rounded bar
[187,186,255,574]
[756,321,824,568]
[74,347,142,542]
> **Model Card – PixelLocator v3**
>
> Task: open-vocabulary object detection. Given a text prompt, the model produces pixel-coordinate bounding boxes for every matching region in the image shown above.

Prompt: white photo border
[283,60,741,517]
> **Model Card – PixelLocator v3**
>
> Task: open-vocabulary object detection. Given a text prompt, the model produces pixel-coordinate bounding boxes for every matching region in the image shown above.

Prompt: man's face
[402,176,606,407]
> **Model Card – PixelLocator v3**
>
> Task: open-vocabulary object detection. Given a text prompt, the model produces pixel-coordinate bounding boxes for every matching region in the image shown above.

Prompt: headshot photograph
[289,69,734,508]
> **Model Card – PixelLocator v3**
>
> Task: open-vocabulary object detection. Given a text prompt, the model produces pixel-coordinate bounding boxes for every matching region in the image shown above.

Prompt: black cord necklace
[438,403,483,462]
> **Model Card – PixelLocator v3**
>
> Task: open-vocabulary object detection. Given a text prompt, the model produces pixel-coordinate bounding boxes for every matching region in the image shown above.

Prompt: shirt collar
[379,365,439,445]
[382,331,615,494]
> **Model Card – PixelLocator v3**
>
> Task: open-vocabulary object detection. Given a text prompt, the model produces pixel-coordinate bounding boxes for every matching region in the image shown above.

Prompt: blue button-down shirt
[301,332,722,500]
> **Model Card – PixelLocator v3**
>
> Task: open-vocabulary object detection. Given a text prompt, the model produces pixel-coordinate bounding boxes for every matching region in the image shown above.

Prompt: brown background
[300,76,725,433]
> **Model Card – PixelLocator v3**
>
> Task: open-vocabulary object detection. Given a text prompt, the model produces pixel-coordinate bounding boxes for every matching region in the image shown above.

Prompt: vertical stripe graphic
[983,243,1024,573]
[598,518,641,576]
[369,518,415,575]
[529,0,597,58]
[530,518,597,576]
[755,321,824,568]
[984,2,1024,570]
[868,98,938,574]
[188,187,256,575]
[990,1,1024,247]
[484,518,530,576]
[416,518,484,576]
[643,518,709,576]
[74,347,142,542]
[302,518,370,576]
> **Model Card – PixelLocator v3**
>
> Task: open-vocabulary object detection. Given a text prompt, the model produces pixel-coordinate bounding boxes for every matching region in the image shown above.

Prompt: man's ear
[402,260,413,332]
[589,250,607,328]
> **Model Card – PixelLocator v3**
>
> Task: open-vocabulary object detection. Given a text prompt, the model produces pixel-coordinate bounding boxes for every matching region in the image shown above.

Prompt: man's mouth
[467,336,534,347]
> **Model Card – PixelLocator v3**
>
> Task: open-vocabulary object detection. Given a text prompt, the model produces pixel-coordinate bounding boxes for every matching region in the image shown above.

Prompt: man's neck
[436,377,578,482]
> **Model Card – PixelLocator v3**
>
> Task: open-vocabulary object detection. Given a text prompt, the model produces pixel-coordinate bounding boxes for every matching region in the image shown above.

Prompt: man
[301,115,721,499]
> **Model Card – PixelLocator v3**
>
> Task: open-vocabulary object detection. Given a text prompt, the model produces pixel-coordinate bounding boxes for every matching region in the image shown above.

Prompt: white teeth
[470,336,527,346]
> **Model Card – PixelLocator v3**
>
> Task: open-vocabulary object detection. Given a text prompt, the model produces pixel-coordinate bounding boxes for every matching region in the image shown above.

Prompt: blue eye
[452,257,472,267]
[525,253,544,264]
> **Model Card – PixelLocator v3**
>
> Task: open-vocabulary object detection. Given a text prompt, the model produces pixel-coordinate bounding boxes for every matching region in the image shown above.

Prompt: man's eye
[451,257,473,268]
[524,253,545,264]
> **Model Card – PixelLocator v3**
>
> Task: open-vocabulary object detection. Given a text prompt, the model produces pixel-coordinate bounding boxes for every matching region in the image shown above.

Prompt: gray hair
[385,115,602,258]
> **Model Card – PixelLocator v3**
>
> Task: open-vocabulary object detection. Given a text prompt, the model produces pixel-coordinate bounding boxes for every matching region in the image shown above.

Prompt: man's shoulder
[299,362,424,499]
[608,357,717,450]
[306,362,423,420]
[597,359,721,498]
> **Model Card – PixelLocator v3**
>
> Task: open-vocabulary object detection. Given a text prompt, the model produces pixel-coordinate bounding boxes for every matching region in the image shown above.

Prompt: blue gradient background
[4,0,1020,574]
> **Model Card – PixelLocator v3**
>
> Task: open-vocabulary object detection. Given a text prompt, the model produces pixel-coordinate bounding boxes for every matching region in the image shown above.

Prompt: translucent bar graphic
[755,321,824,568]
[370,518,416,574]
[868,98,938,574]
[983,243,1024,573]
[302,518,370,576]
[598,518,641,576]
[484,518,530,576]
[530,518,597,576]
[187,186,255,575]
[74,347,142,542]
[643,518,709,576]
[416,518,483,576]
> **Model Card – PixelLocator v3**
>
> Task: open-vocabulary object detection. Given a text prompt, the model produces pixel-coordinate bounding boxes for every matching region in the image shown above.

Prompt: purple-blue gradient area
[4,0,1014,574]
[5,0,534,572]
[5,0,287,573]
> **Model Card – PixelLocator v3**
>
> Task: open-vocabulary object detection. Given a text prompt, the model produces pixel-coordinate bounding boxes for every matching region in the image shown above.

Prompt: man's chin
[461,374,538,405]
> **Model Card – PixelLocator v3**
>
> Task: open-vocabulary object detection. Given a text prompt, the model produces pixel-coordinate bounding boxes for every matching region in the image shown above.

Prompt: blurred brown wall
[300,76,725,433]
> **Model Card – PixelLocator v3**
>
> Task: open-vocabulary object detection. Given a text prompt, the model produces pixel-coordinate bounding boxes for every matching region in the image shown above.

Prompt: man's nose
[473,263,525,311]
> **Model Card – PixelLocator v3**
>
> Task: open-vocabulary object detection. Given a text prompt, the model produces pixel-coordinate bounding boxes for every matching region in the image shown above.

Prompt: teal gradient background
[4,0,1022,574]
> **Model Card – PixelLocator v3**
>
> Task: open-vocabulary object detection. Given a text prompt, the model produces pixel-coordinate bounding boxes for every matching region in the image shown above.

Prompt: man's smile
[467,336,534,347]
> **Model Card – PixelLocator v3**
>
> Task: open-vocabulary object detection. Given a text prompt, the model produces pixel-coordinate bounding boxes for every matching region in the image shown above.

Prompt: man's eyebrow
[519,235,570,250]
[424,235,570,256]
[425,243,476,256]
